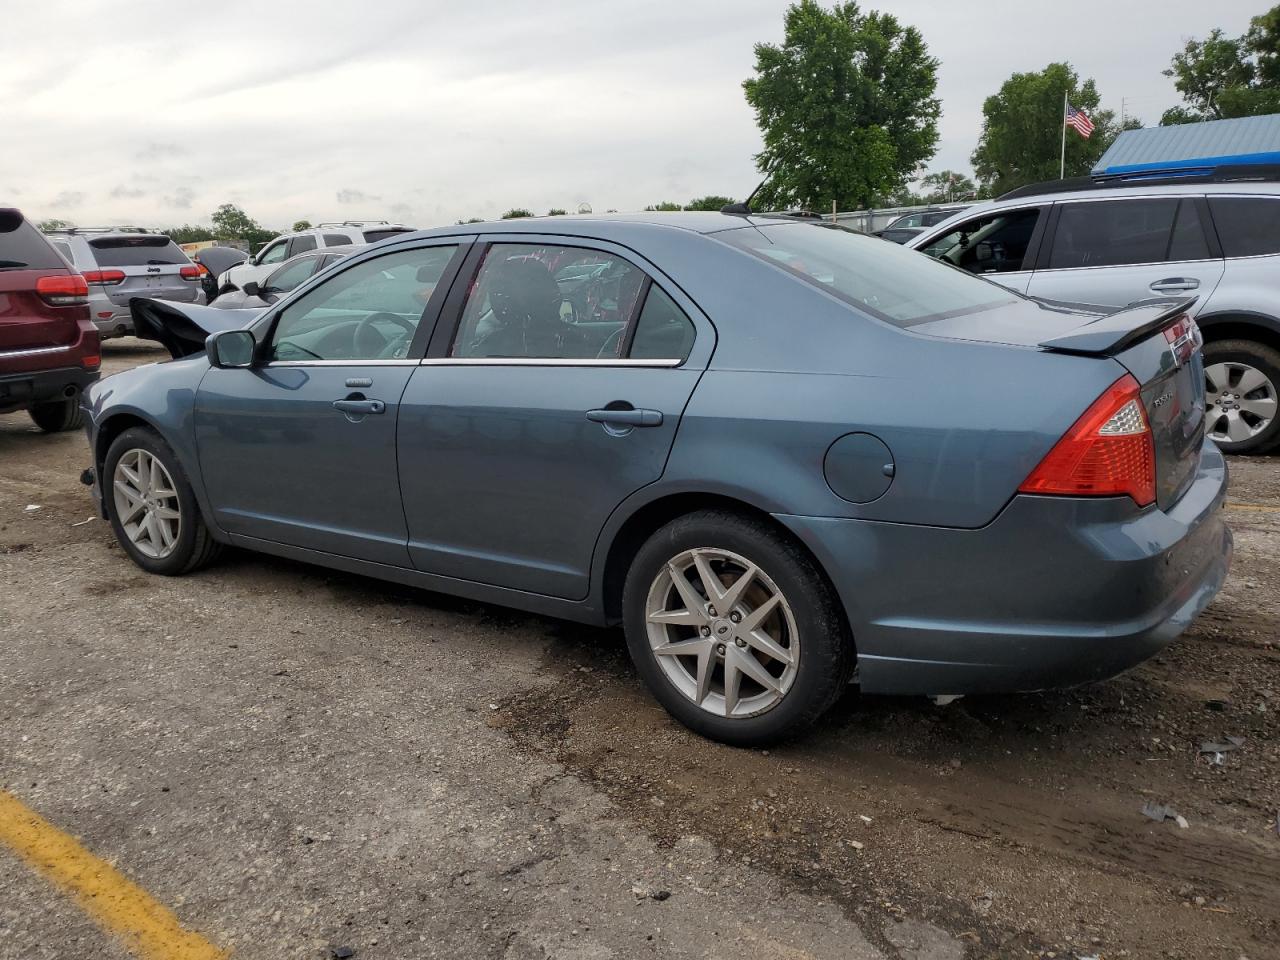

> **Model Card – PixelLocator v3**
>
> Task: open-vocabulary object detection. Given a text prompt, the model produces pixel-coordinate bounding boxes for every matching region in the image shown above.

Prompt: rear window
[721,223,1019,328]
[363,227,413,243]
[88,235,190,267]
[0,212,65,271]
[1208,196,1280,258]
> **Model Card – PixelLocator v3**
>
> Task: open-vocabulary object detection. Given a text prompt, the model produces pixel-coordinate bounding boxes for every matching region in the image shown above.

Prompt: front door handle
[333,398,385,416]
[586,407,663,427]
[1150,277,1200,293]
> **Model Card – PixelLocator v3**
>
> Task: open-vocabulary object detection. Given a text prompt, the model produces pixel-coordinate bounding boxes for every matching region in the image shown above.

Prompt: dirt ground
[1,340,1277,960]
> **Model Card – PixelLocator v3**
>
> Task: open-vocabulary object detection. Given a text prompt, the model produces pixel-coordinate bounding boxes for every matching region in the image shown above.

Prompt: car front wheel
[104,426,222,575]
[1203,339,1280,454]
[623,510,854,746]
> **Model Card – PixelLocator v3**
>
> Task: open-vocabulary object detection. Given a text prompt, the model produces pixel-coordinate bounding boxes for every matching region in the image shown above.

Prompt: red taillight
[81,353,101,370]
[1019,374,1156,507]
[82,269,126,286]
[180,264,205,280]
[35,274,89,306]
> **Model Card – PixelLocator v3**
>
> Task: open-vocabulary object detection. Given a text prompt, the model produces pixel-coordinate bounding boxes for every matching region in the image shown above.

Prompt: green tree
[971,63,1129,196]
[500,208,534,219]
[454,217,485,225]
[743,0,940,211]
[547,208,567,216]
[1162,7,1280,123]
[292,219,313,231]
[211,203,258,242]
[163,224,214,244]
[644,201,683,211]
[684,196,736,211]
[37,218,72,232]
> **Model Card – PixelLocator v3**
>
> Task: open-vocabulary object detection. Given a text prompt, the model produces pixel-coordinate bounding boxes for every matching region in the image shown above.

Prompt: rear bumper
[0,363,100,413]
[777,439,1232,695]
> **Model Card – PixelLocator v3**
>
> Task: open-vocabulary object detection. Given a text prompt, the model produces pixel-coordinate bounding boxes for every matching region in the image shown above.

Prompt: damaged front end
[131,298,263,359]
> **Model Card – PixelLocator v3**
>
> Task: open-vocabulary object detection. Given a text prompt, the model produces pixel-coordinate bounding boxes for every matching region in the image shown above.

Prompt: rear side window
[919,208,1042,274]
[1048,199,1178,269]
[725,224,1019,328]
[1208,196,1280,258]
[1166,199,1211,261]
[88,236,189,266]
[364,228,412,243]
[322,233,349,246]
[0,214,65,270]
[50,240,76,266]
[288,235,317,257]
[629,286,695,360]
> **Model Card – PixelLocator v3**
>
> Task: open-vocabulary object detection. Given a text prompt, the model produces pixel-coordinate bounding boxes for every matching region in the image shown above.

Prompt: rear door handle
[586,408,663,427]
[333,398,385,415]
[1150,278,1200,293]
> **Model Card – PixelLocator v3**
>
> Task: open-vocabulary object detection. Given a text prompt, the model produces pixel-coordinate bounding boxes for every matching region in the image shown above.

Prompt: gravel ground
[0,339,1276,960]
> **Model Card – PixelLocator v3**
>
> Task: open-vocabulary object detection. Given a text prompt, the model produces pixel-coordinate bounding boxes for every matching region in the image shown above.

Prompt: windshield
[720,222,1020,327]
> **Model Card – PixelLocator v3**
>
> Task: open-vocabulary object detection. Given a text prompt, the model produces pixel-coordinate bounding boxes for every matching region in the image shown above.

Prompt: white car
[218,221,412,295]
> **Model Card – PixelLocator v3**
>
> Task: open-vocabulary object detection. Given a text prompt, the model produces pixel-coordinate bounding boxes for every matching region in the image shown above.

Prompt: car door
[912,205,1049,294]
[1026,196,1225,310]
[193,240,467,565]
[397,236,711,600]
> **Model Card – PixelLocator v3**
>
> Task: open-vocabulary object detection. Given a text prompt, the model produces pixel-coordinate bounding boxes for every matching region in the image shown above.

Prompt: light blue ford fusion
[82,213,1232,745]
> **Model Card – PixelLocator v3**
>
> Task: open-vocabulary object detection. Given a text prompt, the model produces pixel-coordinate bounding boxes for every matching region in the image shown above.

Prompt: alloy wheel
[112,448,182,560]
[1205,361,1277,445]
[645,547,800,719]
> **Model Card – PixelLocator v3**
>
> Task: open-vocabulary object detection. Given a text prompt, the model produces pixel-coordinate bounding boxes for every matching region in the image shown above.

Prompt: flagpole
[1060,90,1068,179]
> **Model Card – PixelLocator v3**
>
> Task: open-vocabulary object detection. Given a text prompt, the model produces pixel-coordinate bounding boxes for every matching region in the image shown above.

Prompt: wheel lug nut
[699,626,711,637]
[716,643,727,655]
[729,611,741,623]
[707,606,717,617]
[735,637,747,648]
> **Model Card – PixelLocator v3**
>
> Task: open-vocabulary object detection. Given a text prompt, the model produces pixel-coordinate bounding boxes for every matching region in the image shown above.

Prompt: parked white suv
[907,167,1280,454]
[217,221,413,296]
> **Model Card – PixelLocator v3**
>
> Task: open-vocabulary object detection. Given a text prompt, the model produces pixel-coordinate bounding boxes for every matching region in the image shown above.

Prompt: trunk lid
[132,298,263,358]
[915,296,1205,512]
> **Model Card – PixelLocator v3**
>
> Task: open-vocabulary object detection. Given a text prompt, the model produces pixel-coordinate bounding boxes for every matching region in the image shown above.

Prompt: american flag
[1065,105,1095,138]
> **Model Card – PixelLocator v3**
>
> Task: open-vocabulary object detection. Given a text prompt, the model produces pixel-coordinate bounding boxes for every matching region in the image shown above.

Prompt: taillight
[81,353,101,370]
[35,274,89,306]
[82,269,126,286]
[1019,374,1156,507]
[180,264,206,280]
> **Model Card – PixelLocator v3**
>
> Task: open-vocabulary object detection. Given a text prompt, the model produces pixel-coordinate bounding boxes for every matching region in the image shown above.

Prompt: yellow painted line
[1226,502,1280,513]
[0,790,227,960]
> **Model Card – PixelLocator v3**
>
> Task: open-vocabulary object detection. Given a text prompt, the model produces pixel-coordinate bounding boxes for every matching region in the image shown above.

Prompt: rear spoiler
[131,298,263,359]
[1037,297,1197,357]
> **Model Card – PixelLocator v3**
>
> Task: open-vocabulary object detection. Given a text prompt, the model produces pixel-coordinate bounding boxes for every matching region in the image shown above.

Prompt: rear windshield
[0,213,65,270]
[88,235,191,266]
[720,223,1019,327]
[363,227,413,243]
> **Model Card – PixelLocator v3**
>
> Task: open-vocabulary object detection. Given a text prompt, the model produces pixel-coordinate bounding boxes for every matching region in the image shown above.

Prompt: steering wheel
[354,312,416,359]
[595,326,625,359]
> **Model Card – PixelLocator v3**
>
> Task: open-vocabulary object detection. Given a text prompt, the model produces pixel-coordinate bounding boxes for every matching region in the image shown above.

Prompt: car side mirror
[206,329,257,368]
[242,280,261,298]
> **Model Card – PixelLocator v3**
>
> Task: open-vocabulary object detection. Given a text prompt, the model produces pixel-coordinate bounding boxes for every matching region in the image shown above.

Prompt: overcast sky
[0,0,1265,229]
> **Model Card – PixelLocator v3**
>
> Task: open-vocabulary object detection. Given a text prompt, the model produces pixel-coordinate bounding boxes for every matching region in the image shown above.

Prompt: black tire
[622,509,855,747]
[28,398,83,433]
[103,426,222,575]
[1203,338,1280,455]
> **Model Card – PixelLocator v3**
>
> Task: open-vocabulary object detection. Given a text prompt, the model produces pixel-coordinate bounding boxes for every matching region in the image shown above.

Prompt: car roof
[387,211,809,246]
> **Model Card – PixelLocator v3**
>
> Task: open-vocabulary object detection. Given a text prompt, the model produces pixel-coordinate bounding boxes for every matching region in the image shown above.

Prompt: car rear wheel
[623,510,854,746]
[104,426,222,575]
[28,398,83,433]
[1203,339,1280,454]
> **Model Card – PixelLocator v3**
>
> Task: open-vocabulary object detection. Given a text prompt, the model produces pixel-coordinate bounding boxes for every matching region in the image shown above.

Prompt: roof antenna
[721,176,768,216]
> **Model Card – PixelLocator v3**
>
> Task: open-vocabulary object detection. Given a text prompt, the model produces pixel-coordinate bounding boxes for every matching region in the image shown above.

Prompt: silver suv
[217,220,413,296]
[46,227,206,339]
[908,170,1280,453]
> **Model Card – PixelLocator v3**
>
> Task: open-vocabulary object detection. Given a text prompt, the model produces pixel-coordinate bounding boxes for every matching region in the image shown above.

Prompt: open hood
[131,297,263,359]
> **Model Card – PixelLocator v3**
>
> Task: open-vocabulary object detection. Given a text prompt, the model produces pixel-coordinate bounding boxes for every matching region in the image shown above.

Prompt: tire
[1203,339,1280,455]
[28,398,83,433]
[103,426,222,576]
[622,509,854,747]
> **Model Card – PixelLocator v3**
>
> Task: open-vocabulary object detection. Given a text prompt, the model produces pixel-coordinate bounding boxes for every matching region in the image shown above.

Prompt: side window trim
[619,276,654,358]
[1195,196,1225,260]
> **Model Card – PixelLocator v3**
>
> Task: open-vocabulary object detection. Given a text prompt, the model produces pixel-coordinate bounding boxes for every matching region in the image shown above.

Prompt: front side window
[724,223,1019,328]
[257,240,287,266]
[1208,196,1280,258]
[451,244,647,359]
[268,245,457,362]
[1047,198,1180,269]
[918,208,1042,274]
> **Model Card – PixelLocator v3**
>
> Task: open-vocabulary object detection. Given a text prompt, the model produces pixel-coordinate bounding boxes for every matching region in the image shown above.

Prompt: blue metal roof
[1093,114,1280,175]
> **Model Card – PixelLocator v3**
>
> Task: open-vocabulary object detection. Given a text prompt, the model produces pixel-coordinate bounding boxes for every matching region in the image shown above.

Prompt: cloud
[162,186,195,209]
[337,188,381,205]
[48,190,85,209]
[110,185,146,199]
[134,142,186,162]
